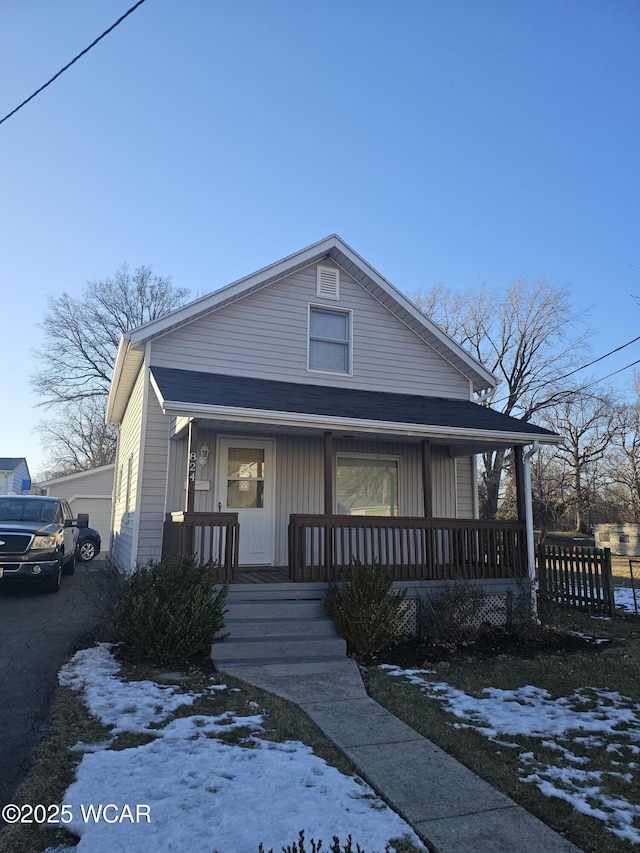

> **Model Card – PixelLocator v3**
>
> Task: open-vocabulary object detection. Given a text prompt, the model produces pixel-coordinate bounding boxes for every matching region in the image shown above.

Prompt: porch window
[308,306,351,374]
[336,456,399,516]
[226,447,265,508]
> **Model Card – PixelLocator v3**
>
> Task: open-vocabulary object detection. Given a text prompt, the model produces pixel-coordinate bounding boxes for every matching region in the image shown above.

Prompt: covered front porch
[154,369,558,584]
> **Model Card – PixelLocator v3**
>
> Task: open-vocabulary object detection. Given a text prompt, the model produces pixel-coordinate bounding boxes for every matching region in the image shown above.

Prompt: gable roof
[150,367,560,447]
[37,464,115,489]
[107,236,497,423]
[0,457,28,472]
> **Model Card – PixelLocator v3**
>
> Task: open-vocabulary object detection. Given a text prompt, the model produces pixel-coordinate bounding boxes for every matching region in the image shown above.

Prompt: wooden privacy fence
[537,545,615,615]
[288,515,528,583]
[162,511,239,582]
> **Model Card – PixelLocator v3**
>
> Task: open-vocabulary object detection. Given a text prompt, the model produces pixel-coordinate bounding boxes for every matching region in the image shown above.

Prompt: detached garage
[37,464,115,558]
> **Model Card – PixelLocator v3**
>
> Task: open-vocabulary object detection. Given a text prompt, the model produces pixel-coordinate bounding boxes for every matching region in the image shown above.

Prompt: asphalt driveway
[0,560,118,812]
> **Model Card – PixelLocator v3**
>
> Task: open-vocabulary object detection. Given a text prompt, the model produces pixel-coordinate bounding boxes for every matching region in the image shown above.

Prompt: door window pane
[227,448,264,479]
[336,457,399,516]
[226,447,265,508]
[227,480,264,508]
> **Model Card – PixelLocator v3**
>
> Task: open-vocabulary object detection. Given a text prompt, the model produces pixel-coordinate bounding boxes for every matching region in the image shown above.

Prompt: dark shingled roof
[0,458,26,471]
[150,367,557,439]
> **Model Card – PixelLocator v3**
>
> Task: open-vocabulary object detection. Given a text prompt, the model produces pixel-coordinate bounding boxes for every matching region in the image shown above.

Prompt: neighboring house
[106,235,560,583]
[0,458,31,495]
[37,465,115,557]
[594,523,640,557]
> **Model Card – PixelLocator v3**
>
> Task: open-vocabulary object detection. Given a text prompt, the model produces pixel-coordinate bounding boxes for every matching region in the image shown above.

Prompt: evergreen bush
[112,555,228,666]
[324,561,406,655]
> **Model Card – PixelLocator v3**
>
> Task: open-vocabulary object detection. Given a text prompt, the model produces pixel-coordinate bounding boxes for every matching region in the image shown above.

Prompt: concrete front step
[215,654,348,669]
[214,635,346,662]
[224,599,326,620]
[226,582,328,601]
[224,618,338,638]
[212,583,345,669]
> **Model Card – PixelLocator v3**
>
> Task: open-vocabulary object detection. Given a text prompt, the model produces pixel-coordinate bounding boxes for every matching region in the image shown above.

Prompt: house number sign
[189,452,197,482]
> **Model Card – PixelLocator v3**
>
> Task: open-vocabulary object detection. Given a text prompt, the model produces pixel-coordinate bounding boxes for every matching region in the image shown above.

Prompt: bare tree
[413,278,588,517]
[32,264,190,405]
[602,379,640,522]
[541,392,618,533]
[31,265,189,476]
[35,398,118,475]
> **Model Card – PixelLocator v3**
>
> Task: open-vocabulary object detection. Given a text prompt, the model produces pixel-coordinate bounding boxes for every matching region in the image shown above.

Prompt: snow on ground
[381,664,640,844]
[615,586,640,615]
[49,645,424,853]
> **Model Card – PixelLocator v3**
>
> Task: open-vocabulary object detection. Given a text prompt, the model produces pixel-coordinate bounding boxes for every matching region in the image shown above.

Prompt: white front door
[217,438,275,566]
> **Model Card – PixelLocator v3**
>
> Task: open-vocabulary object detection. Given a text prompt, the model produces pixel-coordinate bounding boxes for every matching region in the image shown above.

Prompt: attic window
[317,266,339,300]
[308,306,351,374]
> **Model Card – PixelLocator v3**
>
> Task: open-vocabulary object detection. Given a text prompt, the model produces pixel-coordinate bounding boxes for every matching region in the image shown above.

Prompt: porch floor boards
[236,566,290,584]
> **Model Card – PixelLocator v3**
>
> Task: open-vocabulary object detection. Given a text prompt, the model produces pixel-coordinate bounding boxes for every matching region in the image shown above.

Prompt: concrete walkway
[215,656,583,853]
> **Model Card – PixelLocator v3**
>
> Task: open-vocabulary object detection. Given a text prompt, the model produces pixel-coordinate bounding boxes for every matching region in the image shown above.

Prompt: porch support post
[421,440,433,518]
[323,431,334,578]
[514,446,526,521]
[185,419,199,513]
[324,431,334,515]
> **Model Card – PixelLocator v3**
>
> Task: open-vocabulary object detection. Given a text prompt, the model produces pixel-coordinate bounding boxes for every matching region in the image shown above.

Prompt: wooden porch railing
[288,514,528,583]
[162,511,239,582]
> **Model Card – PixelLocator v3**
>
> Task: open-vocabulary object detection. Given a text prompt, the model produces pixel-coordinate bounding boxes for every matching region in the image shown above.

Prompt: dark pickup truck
[0,495,87,593]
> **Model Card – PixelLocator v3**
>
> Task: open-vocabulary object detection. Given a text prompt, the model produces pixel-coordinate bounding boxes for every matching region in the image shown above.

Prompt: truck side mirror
[76,513,89,529]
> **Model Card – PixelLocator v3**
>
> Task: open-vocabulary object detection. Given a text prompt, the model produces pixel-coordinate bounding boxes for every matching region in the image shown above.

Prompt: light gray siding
[112,368,145,569]
[455,456,476,519]
[135,377,172,566]
[431,448,457,518]
[150,261,471,400]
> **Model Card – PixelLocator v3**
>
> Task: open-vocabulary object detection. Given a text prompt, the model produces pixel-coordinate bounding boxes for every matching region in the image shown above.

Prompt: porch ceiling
[152,367,560,449]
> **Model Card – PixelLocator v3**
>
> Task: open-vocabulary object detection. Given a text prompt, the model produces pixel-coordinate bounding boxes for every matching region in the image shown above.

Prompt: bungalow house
[105,235,559,588]
[0,458,32,495]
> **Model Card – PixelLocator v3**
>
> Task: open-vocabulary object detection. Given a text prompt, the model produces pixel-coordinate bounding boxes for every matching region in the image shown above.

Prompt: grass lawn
[365,606,640,853]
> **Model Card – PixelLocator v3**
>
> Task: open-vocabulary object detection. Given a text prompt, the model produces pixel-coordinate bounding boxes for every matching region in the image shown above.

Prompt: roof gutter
[153,396,561,446]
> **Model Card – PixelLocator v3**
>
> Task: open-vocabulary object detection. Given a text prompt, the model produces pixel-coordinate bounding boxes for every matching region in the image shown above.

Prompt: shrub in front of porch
[112,555,228,666]
[324,561,407,656]
[419,580,489,647]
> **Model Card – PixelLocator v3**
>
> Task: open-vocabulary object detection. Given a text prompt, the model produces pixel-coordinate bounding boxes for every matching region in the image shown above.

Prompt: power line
[0,0,148,127]
[489,332,640,408]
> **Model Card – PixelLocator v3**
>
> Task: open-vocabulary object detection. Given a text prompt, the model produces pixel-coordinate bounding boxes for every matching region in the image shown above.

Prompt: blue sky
[1,0,638,477]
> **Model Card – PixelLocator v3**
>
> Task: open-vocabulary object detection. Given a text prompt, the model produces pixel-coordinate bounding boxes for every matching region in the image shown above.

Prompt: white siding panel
[150,261,470,399]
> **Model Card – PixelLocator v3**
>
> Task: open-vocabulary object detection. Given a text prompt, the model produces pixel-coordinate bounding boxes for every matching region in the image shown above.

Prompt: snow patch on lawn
[382,665,640,844]
[53,645,423,853]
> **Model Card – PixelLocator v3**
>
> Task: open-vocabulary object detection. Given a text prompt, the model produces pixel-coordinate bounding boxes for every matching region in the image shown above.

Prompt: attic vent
[317,266,339,300]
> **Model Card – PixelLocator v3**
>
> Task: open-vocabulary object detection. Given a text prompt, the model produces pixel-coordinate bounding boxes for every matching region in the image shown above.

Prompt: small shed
[0,458,32,495]
[594,523,640,557]
[37,464,115,556]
